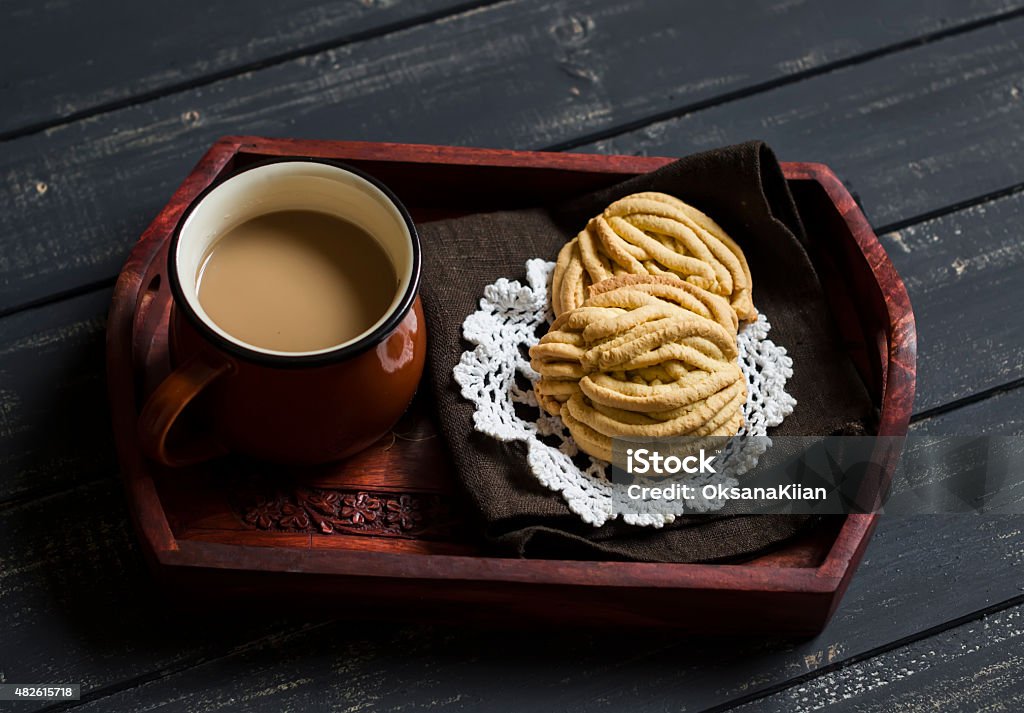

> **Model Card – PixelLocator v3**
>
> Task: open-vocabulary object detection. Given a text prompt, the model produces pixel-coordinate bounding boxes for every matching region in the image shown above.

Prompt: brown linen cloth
[419,142,872,563]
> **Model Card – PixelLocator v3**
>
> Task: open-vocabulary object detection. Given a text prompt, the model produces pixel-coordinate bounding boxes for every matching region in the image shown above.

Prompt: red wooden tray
[106,137,916,635]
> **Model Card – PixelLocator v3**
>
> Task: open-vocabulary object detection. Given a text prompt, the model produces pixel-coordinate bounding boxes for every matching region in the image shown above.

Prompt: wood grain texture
[0,477,331,710]
[740,601,1024,712]
[12,505,1015,712]
[878,189,1024,412]
[591,17,1024,229]
[8,0,1018,138]
[894,385,1024,512]
[0,0,478,136]
[0,290,113,504]
[2,1,1024,313]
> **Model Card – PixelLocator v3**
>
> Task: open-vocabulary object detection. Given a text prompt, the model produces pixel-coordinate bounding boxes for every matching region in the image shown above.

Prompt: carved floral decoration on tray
[227,474,462,540]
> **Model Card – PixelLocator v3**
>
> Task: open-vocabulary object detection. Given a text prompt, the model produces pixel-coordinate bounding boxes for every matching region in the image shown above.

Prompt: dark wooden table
[2,1,1023,710]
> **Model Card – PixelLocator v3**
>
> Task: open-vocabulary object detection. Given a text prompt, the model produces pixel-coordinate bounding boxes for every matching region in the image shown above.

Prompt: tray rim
[107,136,915,598]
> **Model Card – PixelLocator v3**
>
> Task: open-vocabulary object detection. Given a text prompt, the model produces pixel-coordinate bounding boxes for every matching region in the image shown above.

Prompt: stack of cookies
[531,192,754,462]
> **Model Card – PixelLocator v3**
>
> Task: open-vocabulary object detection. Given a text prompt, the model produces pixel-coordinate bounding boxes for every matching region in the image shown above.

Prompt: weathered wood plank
[9,0,1018,139]
[0,0,479,136]
[590,17,1024,230]
[0,290,112,505]
[894,386,1024,512]
[2,2,1024,313]
[877,189,1024,411]
[739,601,1024,712]
[18,504,1015,712]
[0,478,332,711]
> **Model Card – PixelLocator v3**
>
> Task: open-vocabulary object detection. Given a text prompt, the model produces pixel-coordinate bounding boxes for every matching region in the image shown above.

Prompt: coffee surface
[197,210,397,352]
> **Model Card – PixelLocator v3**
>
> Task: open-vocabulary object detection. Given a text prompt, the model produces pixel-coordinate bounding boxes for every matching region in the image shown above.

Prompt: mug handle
[138,352,233,467]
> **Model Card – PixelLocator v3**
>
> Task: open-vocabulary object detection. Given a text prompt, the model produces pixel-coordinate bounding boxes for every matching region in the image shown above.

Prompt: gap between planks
[5,1,1024,316]
[33,620,340,713]
[910,374,1024,424]
[0,0,508,144]
[711,592,1024,712]
[46,596,1024,713]
[544,4,1024,153]
[532,5,1024,153]
[3,0,1023,150]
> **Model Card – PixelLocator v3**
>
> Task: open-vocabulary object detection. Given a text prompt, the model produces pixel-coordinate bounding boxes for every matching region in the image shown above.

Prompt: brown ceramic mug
[138,158,425,466]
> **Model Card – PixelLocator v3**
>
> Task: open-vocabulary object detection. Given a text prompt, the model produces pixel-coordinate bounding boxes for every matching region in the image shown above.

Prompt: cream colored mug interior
[174,161,415,357]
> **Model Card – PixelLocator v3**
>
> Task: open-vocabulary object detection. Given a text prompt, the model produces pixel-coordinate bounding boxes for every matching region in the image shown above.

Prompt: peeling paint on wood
[742,604,1024,712]
[0,0,476,135]
[878,189,1024,411]
[2,511,1011,712]
[2,2,1024,312]
[591,19,1024,231]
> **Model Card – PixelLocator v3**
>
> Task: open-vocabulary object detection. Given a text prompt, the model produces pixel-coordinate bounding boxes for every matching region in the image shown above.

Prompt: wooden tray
[106,136,916,635]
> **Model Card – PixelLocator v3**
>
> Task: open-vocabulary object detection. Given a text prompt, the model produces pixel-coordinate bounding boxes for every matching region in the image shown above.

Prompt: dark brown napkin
[419,142,872,563]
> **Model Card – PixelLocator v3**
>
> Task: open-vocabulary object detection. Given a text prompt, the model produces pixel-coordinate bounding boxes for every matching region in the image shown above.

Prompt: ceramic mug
[138,159,425,466]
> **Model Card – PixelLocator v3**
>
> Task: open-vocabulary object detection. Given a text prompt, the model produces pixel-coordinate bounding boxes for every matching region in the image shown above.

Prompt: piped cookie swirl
[552,192,755,322]
[535,192,755,463]
[531,275,746,462]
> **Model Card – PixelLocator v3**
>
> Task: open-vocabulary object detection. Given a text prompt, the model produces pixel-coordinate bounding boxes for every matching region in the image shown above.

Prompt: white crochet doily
[454,259,796,528]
